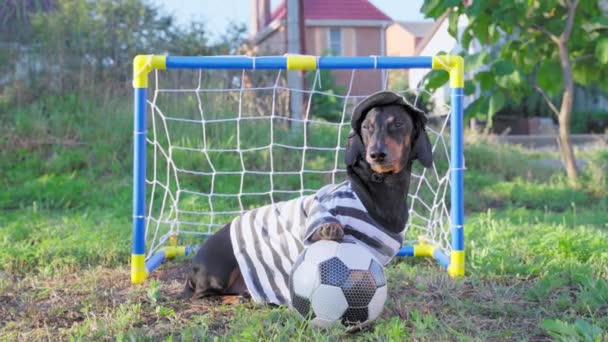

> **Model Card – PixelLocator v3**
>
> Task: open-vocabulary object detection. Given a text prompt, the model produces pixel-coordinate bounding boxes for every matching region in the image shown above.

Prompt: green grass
[2,207,606,340]
[1,95,608,340]
[0,209,130,276]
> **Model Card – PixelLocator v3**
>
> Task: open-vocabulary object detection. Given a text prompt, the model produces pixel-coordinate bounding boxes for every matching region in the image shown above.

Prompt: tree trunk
[556,1,580,186]
[557,41,578,185]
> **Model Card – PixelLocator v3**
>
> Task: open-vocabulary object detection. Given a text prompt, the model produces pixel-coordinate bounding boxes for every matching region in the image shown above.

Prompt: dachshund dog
[183,91,433,303]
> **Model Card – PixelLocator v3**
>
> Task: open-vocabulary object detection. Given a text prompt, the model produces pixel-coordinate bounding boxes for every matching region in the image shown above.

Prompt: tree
[0,0,55,43]
[306,69,346,123]
[421,0,608,185]
[7,0,247,100]
[29,0,184,89]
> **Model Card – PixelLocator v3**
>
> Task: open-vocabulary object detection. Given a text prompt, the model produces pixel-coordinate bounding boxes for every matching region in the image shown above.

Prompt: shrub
[571,110,608,134]
[464,133,555,181]
[307,69,346,123]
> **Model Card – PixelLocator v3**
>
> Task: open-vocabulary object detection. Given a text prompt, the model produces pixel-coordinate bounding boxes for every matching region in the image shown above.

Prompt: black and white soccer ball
[289,240,387,328]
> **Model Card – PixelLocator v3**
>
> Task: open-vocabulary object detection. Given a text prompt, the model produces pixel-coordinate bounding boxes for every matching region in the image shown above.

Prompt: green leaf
[464,80,476,96]
[522,47,539,73]
[573,319,603,340]
[467,0,485,17]
[420,0,444,18]
[582,16,608,33]
[474,71,495,92]
[497,70,523,89]
[472,15,490,44]
[595,38,608,64]
[488,24,501,45]
[541,319,579,338]
[572,63,598,85]
[488,91,506,118]
[464,52,489,72]
[492,60,516,76]
[461,28,473,50]
[423,69,450,91]
[536,62,563,96]
[448,10,459,38]
[464,96,489,120]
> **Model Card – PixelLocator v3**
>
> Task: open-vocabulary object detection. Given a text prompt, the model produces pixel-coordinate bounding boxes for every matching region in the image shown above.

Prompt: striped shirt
[230,181,403,305]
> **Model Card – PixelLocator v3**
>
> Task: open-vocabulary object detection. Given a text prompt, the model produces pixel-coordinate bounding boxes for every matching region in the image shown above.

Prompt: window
[328,28,342,55]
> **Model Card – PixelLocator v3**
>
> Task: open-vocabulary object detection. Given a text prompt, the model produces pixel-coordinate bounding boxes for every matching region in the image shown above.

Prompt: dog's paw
[220,295,250,305]
[313,223,344,241]
[180,277,195,300]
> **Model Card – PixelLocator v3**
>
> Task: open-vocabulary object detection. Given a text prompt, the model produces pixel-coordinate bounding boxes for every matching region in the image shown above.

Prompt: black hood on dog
[345,91,431,168]
[350,91,427,135]
[343,91,434,233]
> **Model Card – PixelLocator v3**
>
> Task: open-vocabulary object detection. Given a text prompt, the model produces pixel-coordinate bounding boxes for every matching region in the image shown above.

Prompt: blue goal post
[131,54,465,284]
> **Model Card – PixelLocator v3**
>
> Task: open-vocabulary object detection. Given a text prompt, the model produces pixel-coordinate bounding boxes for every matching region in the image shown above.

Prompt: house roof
[395,21,435,38]
[269,0,392,23]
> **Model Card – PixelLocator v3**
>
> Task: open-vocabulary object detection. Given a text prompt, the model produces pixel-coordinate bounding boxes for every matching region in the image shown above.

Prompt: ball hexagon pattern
[342,270,377,307]
[289,240,388,328]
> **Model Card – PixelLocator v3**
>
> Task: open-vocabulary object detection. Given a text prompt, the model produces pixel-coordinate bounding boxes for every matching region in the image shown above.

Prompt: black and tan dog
[183,91,432,301]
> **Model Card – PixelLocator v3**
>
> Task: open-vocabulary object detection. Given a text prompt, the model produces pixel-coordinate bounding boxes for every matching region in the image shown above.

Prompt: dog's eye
[362,124,370,131]
[394,121,404,128]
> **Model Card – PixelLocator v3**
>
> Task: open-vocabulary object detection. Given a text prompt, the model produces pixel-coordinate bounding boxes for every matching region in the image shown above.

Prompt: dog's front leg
[310,222,344,242]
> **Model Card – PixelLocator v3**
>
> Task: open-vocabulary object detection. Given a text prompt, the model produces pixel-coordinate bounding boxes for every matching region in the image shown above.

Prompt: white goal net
[143,67,452,258]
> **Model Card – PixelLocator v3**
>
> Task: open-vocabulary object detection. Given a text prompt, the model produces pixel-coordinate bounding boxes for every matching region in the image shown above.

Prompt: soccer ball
[289,240,388,328]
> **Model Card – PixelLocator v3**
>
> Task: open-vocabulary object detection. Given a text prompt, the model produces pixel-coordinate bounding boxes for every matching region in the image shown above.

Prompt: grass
[1,95,608,340]
[0,209,130,276]
[1,209,606,340]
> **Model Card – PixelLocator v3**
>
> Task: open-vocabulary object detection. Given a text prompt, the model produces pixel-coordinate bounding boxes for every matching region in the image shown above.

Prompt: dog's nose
[369,148,387,162]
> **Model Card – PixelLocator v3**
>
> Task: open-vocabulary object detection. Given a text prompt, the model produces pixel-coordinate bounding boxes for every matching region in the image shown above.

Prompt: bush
[571,110,608,134]
[307,70,346,123]
[483,180,590,211]
[464,133,555,181]
[579,149,608,197]
[1,0,247,106]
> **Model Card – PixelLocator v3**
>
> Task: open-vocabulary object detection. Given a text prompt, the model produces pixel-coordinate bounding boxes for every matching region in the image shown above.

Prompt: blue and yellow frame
[131,54,465,284]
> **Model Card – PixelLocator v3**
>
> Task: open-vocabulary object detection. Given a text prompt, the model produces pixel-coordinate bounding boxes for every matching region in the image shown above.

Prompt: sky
[150,0,429,40]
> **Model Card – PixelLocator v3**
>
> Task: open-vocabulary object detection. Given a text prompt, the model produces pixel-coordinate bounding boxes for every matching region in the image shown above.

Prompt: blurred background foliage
[0,2,607,339]
[0,0,248,106]
[0,0,250,212]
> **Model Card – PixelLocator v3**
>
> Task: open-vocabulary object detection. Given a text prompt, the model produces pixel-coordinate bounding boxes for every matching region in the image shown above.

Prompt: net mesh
[143,65,452,258]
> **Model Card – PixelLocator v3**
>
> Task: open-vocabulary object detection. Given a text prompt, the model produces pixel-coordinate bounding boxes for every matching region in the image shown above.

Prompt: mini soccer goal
[131,54,465,284]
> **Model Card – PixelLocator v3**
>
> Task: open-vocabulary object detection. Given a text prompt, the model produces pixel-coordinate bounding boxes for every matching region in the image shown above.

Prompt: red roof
[269,0,391,23]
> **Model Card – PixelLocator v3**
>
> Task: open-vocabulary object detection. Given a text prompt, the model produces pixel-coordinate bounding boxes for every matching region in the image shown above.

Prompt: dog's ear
[411,129,433,168]
[345,130,364,166]
[386,93,432,168]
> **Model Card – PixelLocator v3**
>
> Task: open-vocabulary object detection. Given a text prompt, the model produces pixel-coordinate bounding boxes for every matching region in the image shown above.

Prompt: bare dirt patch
[0,262,239,340]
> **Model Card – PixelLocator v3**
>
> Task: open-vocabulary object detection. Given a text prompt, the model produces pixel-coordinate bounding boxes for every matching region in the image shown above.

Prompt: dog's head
[345,91,433,174]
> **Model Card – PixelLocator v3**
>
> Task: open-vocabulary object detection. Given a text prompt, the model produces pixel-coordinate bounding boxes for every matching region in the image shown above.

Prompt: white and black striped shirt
[230,181,403,305]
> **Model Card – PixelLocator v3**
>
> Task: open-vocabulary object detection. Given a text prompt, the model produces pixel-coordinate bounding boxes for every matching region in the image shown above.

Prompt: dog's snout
[369,146,387,162]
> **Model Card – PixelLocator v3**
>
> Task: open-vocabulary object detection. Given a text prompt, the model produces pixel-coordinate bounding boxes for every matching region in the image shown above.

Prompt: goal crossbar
[131,54,465,284]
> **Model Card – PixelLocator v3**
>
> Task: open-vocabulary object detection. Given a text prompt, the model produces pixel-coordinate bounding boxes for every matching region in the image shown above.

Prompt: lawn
[1,96,607,341]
